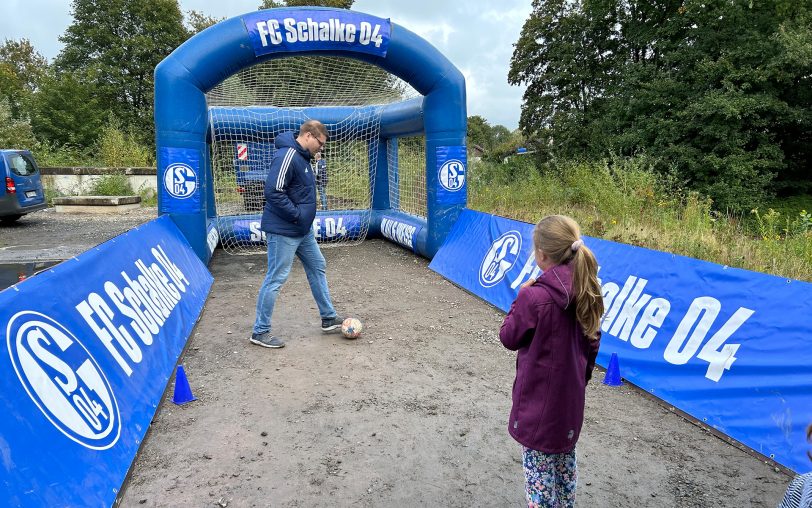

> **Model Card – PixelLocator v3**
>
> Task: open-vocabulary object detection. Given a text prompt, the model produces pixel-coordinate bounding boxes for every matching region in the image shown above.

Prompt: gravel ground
[0,206,158,262]
[0,206,794,506]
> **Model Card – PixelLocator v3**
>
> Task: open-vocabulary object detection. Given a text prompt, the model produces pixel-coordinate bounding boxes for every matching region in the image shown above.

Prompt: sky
[0,0,531,129]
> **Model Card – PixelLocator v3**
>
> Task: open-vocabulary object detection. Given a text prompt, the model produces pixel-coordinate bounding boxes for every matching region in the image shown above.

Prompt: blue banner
[0,216,213,506]
[430,209,812,473]
[159,147,201,214]
[435,146,467,205]
[218,213,366,245]
[243,9,391,58]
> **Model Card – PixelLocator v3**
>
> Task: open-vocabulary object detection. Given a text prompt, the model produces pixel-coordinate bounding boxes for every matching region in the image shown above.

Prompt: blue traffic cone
[172,365,197,405]
[603,352,623,387]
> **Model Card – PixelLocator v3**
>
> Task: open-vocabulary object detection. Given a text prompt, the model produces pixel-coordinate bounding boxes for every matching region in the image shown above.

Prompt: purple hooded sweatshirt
[500,262,600,453]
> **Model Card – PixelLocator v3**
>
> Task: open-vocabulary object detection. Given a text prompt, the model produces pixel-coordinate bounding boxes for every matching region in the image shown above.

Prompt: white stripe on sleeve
[275,148,295,191]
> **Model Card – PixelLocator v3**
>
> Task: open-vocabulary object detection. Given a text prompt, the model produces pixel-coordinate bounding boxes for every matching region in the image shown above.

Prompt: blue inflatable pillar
[370,138,390,211]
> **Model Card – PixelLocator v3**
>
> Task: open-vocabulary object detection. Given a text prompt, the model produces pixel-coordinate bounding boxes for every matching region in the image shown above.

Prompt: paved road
[0,207,157,262]
[0,206,157,289]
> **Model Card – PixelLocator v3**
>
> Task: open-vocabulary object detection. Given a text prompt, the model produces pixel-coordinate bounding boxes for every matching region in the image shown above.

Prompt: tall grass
[396,137,427,217]
[325,140,370,208]
[97,117,152,167]
[469,156,812,282]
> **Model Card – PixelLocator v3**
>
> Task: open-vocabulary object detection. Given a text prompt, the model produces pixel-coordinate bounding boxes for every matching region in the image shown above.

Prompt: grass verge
[469,156,812,282]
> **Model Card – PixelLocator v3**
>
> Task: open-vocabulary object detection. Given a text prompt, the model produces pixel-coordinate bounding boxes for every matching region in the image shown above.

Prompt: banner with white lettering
[217,214,365,246]
[243,9,391,58]
[0,215,213,506]
[429,209,812,473]
[380,214,423,252]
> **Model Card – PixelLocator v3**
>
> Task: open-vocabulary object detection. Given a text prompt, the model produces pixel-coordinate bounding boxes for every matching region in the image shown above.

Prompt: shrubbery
[0,100,37,150]
[33,116,153,168]
[469,155,812,282]
[87,174,134,196]
[97,116,152,167]
[508,1,812,212]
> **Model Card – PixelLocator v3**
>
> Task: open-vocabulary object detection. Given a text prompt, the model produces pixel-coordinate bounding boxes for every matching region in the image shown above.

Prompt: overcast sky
[0,0,531,129]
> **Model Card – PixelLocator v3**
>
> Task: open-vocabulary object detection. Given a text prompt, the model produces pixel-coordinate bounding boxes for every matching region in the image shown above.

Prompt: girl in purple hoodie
[500,215,604,507]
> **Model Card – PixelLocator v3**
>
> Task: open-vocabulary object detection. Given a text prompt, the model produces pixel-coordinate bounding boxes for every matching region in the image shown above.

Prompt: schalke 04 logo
[479,231,523,287]
[164,162,198,199]
[6,311,121,450]
[438,159,466,192]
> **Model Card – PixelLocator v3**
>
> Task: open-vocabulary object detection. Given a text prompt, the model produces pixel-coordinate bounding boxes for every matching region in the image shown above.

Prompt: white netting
[207,56,422,254]
[388,137,427,218]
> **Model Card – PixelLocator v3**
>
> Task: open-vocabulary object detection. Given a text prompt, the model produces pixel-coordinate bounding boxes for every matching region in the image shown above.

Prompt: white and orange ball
[341,317,363,339]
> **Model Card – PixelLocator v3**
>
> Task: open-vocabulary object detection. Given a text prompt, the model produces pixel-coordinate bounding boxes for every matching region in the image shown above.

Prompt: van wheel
[0,215,22,224]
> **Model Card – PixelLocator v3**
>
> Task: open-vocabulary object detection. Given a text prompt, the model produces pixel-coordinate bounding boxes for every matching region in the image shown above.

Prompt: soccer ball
[341,317,363,339]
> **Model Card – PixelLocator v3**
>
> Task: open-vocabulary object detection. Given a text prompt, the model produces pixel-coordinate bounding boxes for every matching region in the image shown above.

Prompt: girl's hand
[520,277,536,289]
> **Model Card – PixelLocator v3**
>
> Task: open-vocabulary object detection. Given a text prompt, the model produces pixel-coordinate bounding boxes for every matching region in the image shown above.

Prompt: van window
[8,154,38,176]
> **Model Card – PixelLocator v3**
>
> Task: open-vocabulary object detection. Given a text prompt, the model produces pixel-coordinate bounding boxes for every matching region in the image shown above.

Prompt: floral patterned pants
[522,446,577,508]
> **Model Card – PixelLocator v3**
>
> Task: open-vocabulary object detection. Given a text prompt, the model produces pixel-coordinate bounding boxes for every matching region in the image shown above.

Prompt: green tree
[509,0,621,155]
[31,71,105,148]
[55,0,189,145]
[0,100,38,149]
[510,0,812,210]
[491,129,527,161]
[769,8,812,194]
[491,125,512,148]
[467,115,494,150]
[0,39,49,120]
[611,0,805,209]
[467,116,514,154]
[185,10,224,34]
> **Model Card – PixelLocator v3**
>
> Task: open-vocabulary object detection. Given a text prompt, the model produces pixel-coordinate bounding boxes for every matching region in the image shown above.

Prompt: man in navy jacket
[251,120,342,349]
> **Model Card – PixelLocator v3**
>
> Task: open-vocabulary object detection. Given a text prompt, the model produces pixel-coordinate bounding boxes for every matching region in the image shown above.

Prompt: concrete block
[53,195,142,214]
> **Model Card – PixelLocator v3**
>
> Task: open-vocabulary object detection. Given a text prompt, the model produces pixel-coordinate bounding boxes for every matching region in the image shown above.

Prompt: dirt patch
[119,239,790,507]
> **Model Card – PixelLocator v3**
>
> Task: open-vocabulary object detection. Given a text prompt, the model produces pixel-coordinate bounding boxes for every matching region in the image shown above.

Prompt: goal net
[207,56,423,254]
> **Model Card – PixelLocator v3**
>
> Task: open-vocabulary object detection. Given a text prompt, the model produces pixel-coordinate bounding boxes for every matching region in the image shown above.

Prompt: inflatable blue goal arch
[155,7,467,263]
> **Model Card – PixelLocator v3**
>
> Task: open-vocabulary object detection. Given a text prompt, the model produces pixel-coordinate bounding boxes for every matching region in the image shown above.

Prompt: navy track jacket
[260,131,317,237]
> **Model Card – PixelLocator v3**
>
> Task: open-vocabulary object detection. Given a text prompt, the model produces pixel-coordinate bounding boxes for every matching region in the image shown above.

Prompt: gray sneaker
[321,315,344,332]
[250,332,285,348]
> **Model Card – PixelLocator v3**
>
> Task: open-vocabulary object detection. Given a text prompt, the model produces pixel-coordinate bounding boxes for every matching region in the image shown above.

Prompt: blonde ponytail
[533,215,604,339]
[570,244,604,339]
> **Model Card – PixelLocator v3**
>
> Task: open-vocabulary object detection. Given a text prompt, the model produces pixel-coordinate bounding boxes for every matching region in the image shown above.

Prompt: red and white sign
[237,143,248,161]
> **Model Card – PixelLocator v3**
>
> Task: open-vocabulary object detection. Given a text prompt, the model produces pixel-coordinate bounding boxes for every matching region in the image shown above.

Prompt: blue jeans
[253,232,337,335]
[317,185,327,209]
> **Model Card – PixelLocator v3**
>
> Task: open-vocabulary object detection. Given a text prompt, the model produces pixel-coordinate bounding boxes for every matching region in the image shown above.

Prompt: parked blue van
[0,149,47,224]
